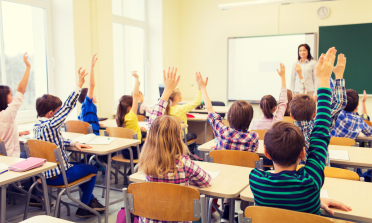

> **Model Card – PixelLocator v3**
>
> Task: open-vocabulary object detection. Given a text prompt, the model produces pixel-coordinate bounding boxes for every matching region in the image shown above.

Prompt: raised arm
[362,90,368,115]
[17,53,31,94]
[196,72,213,114]
[273,63,288,121]
[296,64,306,94]
[131,71,140,114]
[87,53,98,99]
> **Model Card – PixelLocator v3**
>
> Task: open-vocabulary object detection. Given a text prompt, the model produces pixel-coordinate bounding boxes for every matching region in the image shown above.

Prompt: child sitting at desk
[136,91,152,117]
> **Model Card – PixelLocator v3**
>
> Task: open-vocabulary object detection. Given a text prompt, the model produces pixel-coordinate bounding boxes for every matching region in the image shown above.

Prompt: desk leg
[38,174,51,215]
[105,153,112,223]
[204,122,207,143]
[0,186,6,223]
[128,147,134,174]
[229,198,235,223]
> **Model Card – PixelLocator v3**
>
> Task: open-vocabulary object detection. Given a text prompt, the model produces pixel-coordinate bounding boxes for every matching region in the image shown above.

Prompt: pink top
[0,92,24,157]
[250,88,288,130]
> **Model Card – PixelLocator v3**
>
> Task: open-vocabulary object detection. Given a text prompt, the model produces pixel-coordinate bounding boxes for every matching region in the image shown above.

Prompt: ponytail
[116,95,133,127]
[260,95,277,119]
[164,88,181,115]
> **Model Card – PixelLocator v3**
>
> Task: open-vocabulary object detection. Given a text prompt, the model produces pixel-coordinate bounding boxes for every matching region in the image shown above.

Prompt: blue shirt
[331,110,372,140]
[78,96,100,135]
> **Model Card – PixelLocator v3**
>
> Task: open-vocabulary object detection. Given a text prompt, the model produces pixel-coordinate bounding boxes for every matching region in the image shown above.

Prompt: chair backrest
[251,129,267,140]
[126,182,203,222]
[105,127,136,139]
[64,120,91,134]
[330,137,356,146]
[364,120,372,126]
[297,165,359,181]
[240,206,350,223]
[137,115,146,122]
[208,150,259,168]
[211,101,225,106]
[26,139,58,164]
[282,116,295,123]
[0,140,6,156]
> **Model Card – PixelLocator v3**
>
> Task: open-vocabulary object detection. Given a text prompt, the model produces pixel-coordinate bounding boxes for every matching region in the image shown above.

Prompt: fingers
[206,77,209,86]
[364,90,367,96]
[163,70,166,83]
[75,144,83,152]
[78,67,82,74]
[277,69,280,75]
[323,205,334,215]
[176,75,181,84]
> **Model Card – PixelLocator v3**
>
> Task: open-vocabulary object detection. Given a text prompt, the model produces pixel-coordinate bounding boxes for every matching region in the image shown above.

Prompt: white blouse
[290,59,318,95]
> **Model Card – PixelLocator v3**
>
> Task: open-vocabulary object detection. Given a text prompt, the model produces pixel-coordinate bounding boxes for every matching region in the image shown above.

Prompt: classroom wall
[163,0,372,117]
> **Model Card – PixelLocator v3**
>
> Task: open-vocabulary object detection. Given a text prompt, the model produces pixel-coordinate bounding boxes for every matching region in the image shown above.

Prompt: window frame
[0,0,54,123]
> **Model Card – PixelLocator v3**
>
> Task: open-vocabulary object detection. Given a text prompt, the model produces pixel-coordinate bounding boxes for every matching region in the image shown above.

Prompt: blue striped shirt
[78,96,99,135]
[33,87,81,179]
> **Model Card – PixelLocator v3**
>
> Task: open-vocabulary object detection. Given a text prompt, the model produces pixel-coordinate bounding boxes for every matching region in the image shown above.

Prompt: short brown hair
[36,94,63,117]
[78,88,88,103]
[264,122,305,167]
[290,94,316,121]
[344,89,359,112]
[227,100,254,132]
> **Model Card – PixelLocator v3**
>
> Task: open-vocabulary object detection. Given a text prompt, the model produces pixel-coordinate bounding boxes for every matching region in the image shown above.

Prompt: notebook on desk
[8,157,46,172]
[0,163,8,174]
[74,134,116,145]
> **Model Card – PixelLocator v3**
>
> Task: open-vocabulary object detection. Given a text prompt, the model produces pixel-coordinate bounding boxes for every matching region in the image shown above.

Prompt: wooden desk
[240,177,372,223]
[199,140,372,169]
[356,135,372,148]
[0,156,57,223]
[187,114,212,144]
[21,215,74,222]
[189,106,230,114]
[62,132,140,223]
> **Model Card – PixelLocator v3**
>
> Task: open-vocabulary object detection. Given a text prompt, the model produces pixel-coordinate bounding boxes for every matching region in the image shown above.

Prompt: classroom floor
[5,168,240,223]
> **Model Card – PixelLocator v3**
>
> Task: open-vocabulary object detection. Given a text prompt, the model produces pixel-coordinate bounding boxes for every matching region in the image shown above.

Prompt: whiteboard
[228,33,317,102]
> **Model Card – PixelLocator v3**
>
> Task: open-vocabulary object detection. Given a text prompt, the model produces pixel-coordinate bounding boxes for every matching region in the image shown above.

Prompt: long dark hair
[298,44,313,61]
[0,85,10,112]
[284,90,293,116]
[260,95,277,119]
[116,95,133,127]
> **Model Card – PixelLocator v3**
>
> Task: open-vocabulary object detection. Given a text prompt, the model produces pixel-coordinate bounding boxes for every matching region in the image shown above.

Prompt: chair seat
[48,173,97,188]
[112,155,139,164]
[187,139,197,145]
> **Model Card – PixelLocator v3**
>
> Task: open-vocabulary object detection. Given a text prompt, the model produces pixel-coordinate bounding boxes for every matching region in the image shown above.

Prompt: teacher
[290,44,317,97]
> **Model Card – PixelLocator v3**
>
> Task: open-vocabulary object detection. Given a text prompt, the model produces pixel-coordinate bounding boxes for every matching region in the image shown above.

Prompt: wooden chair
[330,137,356,147]
[238,206,354,223]
[123,182,207,223]
[251,129,267,140]
[206,150,263,169]
[364,120,372,126]
[136,115,146,122]
[24,140,100,221]
[297,165,359,181]
[64,120,93,134]
[0,139,7,156]
[282,116,295,123]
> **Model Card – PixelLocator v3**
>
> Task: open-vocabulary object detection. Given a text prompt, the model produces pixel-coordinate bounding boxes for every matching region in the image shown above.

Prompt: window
[112,0,147,103]
[0,0,52,122]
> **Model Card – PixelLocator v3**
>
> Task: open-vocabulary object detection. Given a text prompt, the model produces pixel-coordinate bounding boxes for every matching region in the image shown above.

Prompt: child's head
[284,90,293,116]
[344,89,359,113]
[116,95,133,127]
[227,100,254,131]
[78,88,97,104]
[165,88,182,115]
[36,94,63,118]
[264,122,305,167]
[0,85,11,112]
[138,115,189,176]
[259,95,277,119]
[290,94,316,121]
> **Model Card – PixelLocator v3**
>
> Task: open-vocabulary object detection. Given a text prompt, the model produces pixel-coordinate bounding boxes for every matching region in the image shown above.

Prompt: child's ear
[47,110,54,117]
[299,147,306,160]
[312,111,316,119]
[264,146,272,160]
[290,113,295,120]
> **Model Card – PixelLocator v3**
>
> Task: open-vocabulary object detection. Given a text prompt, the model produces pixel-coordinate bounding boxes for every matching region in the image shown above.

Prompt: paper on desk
[0,163,8,174]
[206,170,220,180]
[74,134,116,145]
[329,150,350,161]
[320,190,329,199]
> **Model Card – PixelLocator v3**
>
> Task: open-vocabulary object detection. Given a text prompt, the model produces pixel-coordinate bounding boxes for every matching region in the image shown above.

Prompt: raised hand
[277,63,285,78]
[195,72,208,89]
[163,67,180,91]
[295,64,303,79]
[77,67,89,88]
[132,71,139,79]
[23,53,31,68]
[316,47,337,87]
[91,53,98,67]
[333,53,346,79]
[362,90,367,103]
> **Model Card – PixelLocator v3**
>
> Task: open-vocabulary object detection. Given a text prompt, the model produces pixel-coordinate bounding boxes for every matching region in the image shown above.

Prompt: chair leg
[54,188,65,218]
[207,197,213,223]
[101,176,106,198]
[65,190,102,223]
[79,188,82,200]
[48,189,70,216]
[23,180,39,220]
[115,160,119,184]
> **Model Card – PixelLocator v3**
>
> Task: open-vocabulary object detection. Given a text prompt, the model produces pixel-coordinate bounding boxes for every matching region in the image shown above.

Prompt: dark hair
[78,88,88,103]
[227,100,254,131]
[290,94,316,121]
[0,85,10,112]
[344,89,359,112]
[298,44,313,61]
[36,94,63,117]
[284,90,293,116]
[264,122,305,167]
[260,95,277,119]
[116,95,133,127]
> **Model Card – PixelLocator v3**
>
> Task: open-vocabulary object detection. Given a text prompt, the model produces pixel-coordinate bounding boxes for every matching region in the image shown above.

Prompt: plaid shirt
[295,79,346,165]
[331,110,372,140]
[207,112,259,152]
[142,99,212,223]
[33,87,81,179]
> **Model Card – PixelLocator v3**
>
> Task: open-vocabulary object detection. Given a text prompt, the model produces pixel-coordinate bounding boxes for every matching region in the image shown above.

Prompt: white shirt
[290,59,318,95]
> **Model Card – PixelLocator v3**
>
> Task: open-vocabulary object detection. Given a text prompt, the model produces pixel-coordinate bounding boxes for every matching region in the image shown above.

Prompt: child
[0,53,30,158]
[138,67,212,223]
[250,63,288,130]
[116,72,146,159]
[291,53,347,165]
[136,91,152,116]
[33,68,105,218]
[284,90,292,116]
[249,47,352,215]
[78,53,100,135]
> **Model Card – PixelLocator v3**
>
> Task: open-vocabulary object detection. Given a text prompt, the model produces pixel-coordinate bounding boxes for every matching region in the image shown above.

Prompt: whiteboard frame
[227,33,318,103]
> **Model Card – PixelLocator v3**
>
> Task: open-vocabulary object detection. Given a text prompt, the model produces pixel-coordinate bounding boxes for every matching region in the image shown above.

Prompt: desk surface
[100,119,187,130]
[21,215,74,222]
[189,106,229,114]
[62,132,140,155]
[129,161,251,198]
[0,156,57,186]
[187,114,209,121]
[198,140,372,169]
[240,177,372,222]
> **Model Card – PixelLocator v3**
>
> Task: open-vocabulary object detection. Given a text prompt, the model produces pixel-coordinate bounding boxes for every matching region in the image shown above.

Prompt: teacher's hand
[295,64,303,79]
